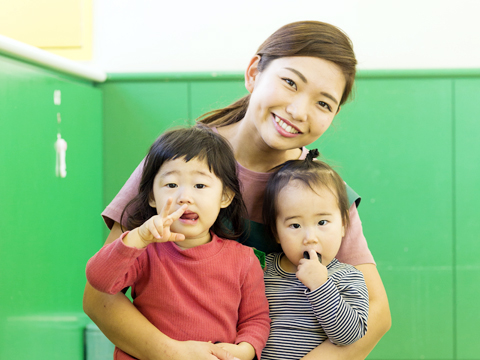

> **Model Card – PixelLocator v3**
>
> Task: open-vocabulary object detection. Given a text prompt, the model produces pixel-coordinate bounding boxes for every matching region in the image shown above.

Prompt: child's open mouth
[179,210,199,223]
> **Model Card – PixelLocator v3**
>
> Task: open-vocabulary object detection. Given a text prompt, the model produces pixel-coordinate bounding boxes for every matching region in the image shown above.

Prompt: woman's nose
[286,96,308,122]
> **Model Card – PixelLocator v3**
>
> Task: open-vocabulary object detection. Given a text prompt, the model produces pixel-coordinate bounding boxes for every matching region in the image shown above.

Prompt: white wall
[90,0,480,73]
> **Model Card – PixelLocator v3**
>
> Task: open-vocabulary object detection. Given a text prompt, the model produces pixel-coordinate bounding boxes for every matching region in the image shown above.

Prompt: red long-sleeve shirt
[86,233,271,360]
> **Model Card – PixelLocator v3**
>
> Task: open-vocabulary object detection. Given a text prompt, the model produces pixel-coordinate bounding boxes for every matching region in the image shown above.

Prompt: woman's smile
[245,56,346,151]
[272,113,301,137]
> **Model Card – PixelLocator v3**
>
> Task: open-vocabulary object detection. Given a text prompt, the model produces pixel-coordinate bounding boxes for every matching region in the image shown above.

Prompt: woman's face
[244,56,346,151]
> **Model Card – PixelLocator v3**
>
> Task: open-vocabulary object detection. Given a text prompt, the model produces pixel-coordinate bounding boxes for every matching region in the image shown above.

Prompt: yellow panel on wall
[0,0,92,60]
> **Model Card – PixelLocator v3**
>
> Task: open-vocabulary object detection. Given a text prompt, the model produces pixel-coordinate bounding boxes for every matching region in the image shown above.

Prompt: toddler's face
[275,180,345,268]
[149,157,233,247]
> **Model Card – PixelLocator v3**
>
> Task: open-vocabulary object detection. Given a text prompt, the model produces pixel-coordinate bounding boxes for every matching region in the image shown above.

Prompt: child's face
[275,180,345,268]
[149,157,233,247]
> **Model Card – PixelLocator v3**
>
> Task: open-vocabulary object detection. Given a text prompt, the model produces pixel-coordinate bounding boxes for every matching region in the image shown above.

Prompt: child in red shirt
[86,126,270,360]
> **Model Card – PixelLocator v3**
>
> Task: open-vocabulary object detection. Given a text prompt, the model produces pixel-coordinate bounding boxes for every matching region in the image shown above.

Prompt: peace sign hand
[123,198,187,249]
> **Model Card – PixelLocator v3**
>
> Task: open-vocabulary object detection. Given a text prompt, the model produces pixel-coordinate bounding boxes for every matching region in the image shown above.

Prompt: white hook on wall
[55,133,68,178]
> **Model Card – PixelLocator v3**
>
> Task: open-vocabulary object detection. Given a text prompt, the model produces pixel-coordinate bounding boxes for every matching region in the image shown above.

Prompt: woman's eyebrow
[321,92,339,105]
[285,67,307,83]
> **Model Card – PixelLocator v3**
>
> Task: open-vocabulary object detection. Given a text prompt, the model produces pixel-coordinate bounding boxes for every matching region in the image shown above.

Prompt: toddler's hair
[121,125,247,240]
[263,156,350,241]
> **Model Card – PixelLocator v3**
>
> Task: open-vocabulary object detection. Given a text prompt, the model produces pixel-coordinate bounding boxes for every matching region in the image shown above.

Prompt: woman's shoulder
[304,146,361,207]
[327,259,365,284]
[299,147,309,160]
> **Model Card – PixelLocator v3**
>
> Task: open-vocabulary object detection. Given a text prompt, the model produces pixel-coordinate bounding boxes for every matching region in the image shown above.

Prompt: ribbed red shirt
[86,233,271,360]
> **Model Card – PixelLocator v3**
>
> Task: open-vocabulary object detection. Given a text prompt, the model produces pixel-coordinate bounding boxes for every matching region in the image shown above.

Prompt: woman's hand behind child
[123,198,187,249]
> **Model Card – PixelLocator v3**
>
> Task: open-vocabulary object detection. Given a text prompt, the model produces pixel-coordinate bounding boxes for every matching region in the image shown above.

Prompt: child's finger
[161,198,174,218]
[169,204,188,221]
[172,232,186,241]
[151,216,164,239]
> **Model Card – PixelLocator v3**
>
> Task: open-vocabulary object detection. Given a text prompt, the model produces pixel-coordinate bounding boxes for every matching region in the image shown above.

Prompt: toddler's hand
[215,342,255,360]
[296,249,328,291]
[124,198,187,249]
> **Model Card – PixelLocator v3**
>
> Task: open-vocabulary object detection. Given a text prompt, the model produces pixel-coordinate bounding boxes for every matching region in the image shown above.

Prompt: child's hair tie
[306,148,319,162]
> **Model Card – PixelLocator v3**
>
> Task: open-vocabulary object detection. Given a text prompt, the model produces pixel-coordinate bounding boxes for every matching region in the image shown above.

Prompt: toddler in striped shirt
[261,150,369,360]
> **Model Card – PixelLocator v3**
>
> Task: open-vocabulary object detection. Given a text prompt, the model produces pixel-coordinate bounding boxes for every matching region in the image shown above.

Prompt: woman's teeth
[275,115,299,134]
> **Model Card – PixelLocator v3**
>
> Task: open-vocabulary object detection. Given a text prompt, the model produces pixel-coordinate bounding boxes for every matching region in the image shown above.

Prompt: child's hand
[123,198,187,249]
[296,249,328,291]
[215,342,255,360]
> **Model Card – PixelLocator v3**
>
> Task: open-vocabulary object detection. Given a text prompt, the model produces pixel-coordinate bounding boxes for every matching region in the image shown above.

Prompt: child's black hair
[121,125,247,240]
[263,151,350,242]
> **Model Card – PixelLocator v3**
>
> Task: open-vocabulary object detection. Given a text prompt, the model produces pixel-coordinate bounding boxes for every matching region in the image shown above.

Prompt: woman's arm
[83,222,240,360]
[301,264,391,360]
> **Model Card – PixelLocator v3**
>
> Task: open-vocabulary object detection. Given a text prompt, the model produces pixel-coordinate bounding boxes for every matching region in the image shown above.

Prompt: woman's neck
[217,121,302,173]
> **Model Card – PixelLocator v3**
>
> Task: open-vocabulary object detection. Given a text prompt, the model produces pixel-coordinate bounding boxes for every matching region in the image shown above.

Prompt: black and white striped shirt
[262,253,369,360]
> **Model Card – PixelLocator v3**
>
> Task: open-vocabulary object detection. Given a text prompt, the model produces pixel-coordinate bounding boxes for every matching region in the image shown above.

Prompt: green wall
[2,57,479,359]
[100,71,480,360]
[0,54,104,358]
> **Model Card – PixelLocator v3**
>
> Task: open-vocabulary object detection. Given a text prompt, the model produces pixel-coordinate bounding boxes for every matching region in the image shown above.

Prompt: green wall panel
[313,78,454,359]
[190,80,247,120]
[0,54,103,358]
[454,78,480,359]
[100,81,190,208]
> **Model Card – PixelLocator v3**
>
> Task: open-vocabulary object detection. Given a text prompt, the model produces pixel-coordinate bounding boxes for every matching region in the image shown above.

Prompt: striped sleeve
[306,264,369,345]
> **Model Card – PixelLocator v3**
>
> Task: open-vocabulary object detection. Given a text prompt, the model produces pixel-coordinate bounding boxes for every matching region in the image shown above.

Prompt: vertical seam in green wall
[452,79,457,360]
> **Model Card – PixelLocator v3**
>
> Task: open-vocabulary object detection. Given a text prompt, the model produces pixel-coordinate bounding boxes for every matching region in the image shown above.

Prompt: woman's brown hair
[198,20,357,128]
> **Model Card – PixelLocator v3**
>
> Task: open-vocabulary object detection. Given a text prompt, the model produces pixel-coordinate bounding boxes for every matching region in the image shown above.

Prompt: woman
[83,20,391,360]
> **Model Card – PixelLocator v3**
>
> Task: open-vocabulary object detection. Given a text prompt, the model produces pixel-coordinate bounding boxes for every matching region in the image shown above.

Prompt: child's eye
[282,78,297,90]
[318,220,328,226]
[318,101,332,112]
[289,223,301,229]
[194,184,206,189]
[166,183,177,188]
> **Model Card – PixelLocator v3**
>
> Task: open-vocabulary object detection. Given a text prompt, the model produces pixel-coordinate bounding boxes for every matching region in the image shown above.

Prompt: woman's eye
[194,184,206,189]
[318,220,328,226]
[166,183,177,188]
[318,101,332,112]
[289,223,301,229]
[283,78,297,90]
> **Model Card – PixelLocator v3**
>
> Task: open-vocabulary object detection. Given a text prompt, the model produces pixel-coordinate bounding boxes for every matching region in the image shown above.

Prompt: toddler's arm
[86,198,187,294]
[215,342,255,360]
[86,234,145,294]
[307,266,369,345]
[235,248,271,359]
